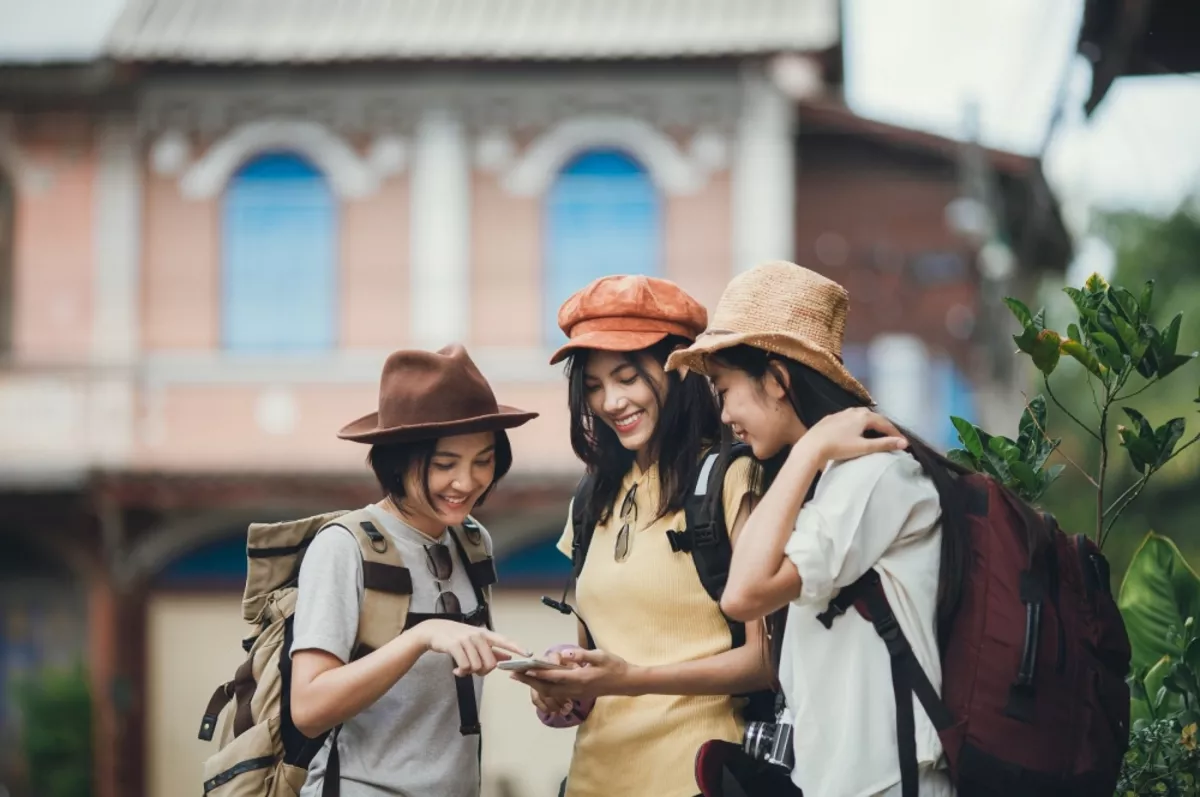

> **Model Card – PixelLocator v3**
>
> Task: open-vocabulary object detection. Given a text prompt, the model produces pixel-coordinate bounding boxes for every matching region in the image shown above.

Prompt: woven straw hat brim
[337,405,539,444]
[666,331,874,405]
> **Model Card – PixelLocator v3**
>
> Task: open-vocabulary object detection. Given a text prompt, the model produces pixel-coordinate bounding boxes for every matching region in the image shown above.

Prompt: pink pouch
[534,644,595,729]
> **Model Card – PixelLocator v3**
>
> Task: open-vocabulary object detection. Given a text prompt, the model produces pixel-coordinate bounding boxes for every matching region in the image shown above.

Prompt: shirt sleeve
[784,452,941,606]
[721,456,758,544]
[290,525,364,663]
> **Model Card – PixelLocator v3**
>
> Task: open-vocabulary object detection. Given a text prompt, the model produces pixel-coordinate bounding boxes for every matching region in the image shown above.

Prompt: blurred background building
[4,0,1195,795]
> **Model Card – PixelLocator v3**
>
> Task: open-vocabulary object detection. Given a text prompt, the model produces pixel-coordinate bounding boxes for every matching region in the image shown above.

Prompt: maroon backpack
[819,472,1131,797]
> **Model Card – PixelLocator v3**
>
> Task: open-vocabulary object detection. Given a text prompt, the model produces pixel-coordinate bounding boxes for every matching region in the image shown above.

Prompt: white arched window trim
[503,115,711,197]
[181,118,380,200]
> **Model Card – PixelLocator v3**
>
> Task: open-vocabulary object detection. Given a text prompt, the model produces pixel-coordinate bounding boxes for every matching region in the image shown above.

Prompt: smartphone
[497,656,570,672]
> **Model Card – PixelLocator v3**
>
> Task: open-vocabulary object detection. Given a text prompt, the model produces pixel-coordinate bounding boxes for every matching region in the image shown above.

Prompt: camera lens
[743,721,778,762]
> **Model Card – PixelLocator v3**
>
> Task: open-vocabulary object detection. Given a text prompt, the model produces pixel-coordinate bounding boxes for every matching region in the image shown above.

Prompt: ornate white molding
[503,115,711,197]
[474,128,516,173]
[179,118,383,200]
[150,130,192,176]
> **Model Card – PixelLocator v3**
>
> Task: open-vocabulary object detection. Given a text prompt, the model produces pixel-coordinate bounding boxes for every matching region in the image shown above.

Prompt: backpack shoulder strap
[447,517,498,628]
[677,444,754,609]
[570,473,597,579]
[328,508,413,659]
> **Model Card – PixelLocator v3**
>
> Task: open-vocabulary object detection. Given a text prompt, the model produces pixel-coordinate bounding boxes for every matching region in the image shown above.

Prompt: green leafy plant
[948,395,1063,502]
[1120,536,1200,795]
[15,662,93,797]
[950,273,1199,548]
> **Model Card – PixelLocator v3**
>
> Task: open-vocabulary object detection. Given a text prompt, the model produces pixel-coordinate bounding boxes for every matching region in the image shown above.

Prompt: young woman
[289,344,536,797]
[667,261,963,797]
[515,275,775,797]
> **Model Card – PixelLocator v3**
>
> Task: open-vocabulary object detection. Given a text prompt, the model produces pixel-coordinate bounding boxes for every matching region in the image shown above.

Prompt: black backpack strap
[321,725,342,797]
[821,569,953,797]
[674,444,753,646]
[446,526,496,628]
[569,474,596,578]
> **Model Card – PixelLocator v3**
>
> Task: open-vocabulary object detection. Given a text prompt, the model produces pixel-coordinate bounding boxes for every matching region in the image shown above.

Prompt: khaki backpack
[197,508,496,797]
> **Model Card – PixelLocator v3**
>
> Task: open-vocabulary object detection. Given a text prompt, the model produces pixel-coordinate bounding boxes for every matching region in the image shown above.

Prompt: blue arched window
[544,149,661,344]
[222,152,336,352]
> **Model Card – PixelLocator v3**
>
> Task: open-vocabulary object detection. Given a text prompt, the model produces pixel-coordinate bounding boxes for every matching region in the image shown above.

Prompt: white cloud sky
[844,0,1200,219]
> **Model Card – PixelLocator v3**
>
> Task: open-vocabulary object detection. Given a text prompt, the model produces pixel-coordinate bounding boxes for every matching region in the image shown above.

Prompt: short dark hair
[366,431,514,509]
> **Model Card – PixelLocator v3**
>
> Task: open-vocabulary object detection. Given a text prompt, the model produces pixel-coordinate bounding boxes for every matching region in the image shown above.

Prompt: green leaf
[1044,463,1065,484]
[1017,395,1047,456]
[1030,436,1061,472]
[1063,286,1087,314]
[1131,655,1174,724]
[1124,407,1154,439]
[1136,323,1160,378]
[1098,304,1136,358]
[1013,326,1039,356]
[1067,322,1082,343]
[1119,426,1156,473]
[1128,669,1149,704]
[1084,272,1109,295]
[1118,532,1200,671]
[1031,307,1046,331]
[1060,339,1104,378]
[1112,315,1144,360]
[1157,352,1198,380]
[1031,329,1062,375]
[1153,417,1187,468]
[1109,286,1142,325]
[1139,279,1155,317]
[983,435,1015,484]
[1187,636,1200,672]
[1161,312,1183,357]
[988,434,1022,465]
[951,417,985,459]
[1009,461,1041,498]
[1003,297,1033,328]
[1091,332,1128,372]
[946,448,978,472]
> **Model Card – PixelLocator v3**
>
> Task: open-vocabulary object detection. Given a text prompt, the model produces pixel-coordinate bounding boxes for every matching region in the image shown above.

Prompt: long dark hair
[710,345,970,655]
[566,335,722,524]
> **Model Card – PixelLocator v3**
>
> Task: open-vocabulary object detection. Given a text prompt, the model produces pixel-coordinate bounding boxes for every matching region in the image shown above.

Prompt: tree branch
[1114,379,1157,403]
[1101,473,1149,549]
[1044,376,1101,442]
[1096,400,1110,544]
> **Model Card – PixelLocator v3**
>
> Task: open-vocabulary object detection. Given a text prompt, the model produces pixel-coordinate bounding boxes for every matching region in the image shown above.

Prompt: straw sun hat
[665,261,873,405]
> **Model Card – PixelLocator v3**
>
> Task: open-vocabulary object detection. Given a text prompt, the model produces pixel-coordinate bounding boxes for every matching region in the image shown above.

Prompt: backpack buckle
[666,529,693,553]
[872,612,909,657]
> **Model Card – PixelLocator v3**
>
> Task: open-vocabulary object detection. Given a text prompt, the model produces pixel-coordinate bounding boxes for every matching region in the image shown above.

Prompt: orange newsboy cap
[549,275,708,365]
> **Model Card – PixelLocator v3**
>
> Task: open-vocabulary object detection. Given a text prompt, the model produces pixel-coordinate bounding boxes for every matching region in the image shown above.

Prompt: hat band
[699,327,845,361]
[569,316,696,339]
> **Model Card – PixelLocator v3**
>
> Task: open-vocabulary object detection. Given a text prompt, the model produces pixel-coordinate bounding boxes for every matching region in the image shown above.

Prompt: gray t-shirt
[290,503,489,797]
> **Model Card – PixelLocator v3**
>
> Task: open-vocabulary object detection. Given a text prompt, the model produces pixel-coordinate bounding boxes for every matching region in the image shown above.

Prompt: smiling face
[582,350,669,456]
[398,431,498,531]
[708,359,807,460]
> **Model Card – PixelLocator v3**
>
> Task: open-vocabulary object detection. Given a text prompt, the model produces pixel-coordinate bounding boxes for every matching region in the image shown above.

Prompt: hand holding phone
[497,656,571,673]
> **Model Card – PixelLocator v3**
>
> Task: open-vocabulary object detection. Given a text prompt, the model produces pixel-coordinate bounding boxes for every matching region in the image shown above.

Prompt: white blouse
[779,449,955,797]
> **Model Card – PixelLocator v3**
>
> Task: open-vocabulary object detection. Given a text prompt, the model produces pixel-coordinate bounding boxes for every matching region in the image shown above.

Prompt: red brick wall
[794,135,980,366]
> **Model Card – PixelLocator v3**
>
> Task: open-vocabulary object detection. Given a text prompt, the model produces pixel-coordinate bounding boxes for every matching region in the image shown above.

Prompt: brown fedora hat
[338,344,539,444]
[666,261,873,405]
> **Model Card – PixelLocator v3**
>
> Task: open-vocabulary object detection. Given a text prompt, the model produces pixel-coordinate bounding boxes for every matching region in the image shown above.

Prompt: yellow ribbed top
[555,457,756,797]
